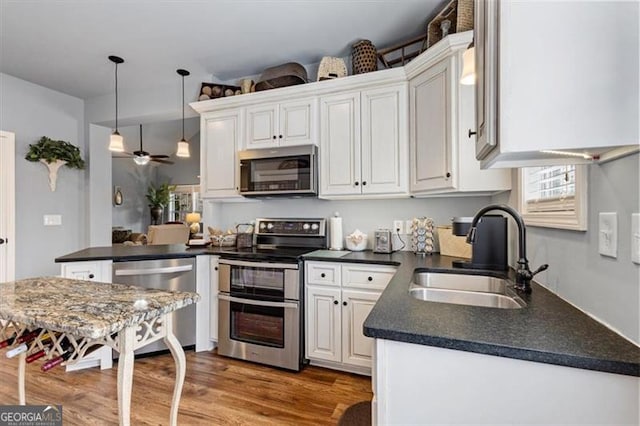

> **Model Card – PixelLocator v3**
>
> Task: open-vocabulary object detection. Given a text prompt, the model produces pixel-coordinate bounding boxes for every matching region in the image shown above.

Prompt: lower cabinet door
[341,289,380,368]
[306,285,341,362]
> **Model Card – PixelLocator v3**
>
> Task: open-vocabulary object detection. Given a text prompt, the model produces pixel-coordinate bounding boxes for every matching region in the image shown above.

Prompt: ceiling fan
[114,125,174,165]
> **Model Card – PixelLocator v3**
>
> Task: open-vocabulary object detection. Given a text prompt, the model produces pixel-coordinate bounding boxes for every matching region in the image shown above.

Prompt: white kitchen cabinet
[304,261,396,374]
[474,0,639,168]
[59,260,113,371]
[406,32,510,196]
[209,256,219,344]
[245,98,317,148]
[319,84,408,199]
[199,109,243,199]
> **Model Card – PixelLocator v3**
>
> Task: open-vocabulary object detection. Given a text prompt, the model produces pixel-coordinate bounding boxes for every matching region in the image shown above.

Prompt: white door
[201,110,242,198]
[305,285,341,362]
[361,84,409,195]
[409,57,455,192]
[341,289,380,368]
[319,92,361,196]
[246,104,278,148]
[279,98,317,146]
[0,130,15,283]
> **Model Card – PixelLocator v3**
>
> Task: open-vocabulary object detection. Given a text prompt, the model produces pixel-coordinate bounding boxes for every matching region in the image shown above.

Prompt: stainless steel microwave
[239,145,318,197]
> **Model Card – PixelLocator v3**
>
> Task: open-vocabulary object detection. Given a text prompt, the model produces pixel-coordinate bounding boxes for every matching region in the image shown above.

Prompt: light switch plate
[43,214,62,226]
[598,212,617,258]
[632,213,640,265]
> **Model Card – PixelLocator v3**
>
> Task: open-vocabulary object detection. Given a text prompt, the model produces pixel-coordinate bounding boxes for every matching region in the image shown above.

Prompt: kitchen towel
[329,212,343,250]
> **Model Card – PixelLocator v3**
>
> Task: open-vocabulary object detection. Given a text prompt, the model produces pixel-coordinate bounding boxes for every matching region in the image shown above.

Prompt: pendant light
[460,40,476,85]
[108,55,125,152]
[133,124,151,165]
[176,68,191,158]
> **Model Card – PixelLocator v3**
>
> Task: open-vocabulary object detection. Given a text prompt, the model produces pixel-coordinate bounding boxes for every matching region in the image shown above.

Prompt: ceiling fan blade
[112,152,134,158]
[150,154,170,159]
[152,158,174,165]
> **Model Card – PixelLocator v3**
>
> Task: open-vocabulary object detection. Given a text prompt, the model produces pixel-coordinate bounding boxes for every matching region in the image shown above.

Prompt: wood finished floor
[0,350,372,425]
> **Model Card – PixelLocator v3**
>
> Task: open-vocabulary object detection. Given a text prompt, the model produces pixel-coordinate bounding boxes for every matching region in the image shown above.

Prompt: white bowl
[345,237,367,251]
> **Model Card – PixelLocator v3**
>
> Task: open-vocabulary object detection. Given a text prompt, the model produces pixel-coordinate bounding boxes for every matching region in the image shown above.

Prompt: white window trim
[517,165,588,231]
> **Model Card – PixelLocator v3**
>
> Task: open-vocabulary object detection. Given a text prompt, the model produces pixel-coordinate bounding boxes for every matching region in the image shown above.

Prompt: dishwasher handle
[114,264,193,276]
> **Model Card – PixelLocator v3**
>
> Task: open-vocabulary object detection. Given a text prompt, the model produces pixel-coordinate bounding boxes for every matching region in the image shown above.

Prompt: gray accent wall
[0,73,86,278]
[493,153,640,344]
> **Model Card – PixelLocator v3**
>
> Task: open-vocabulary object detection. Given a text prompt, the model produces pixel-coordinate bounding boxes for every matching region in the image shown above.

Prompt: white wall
[205,196,492,250]
[493,153,640,344]
[0,73,86,278]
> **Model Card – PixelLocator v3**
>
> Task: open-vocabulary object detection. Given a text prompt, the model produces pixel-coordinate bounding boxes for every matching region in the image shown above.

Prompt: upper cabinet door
[361,84,409,195]
[319,92,362,196]
[245,104,278,149]
[409,57,454,192]
[279,98,317,147]
[201,110,243,198]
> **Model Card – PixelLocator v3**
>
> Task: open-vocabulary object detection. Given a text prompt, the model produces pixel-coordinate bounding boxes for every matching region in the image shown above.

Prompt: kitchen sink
[409,271,526,309]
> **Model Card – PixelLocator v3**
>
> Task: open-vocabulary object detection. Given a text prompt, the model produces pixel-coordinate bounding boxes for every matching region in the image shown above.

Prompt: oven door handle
[218,294,298,309]
[219,259,299,270]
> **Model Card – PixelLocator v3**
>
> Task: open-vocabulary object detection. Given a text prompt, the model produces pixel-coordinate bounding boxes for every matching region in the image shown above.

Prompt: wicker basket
[427,0,474,48]
[352,40,378,75]
[437,226,472,259]
[317,56,348,81]
[236,224,254,248]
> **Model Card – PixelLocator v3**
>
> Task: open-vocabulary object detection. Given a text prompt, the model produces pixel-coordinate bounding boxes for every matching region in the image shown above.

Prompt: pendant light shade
[108,55,125,151]
[176,68,191,158]
[460,42,476,86]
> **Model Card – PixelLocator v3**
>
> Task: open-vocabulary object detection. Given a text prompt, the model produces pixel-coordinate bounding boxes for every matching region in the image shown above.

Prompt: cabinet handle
[354,181,359,186]
[88,274,95,279]
[342,301,347,306]
[468,129,477,139]
[320,273,326,278]
[446,172,451,179]
[362,181,367,186]
[367,276,373,282]
[333,300,339,305]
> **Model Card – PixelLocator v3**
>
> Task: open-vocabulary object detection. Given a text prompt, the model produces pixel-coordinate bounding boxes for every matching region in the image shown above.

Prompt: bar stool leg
[18,351,26,405]
[163,314,186,426]
[117,326,135,426]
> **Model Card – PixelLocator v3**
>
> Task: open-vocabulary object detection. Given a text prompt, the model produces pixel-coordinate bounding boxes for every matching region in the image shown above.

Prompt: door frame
[0,130,16,282]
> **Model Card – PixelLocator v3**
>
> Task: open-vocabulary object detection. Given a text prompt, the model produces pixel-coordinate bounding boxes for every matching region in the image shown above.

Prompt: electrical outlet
[598,212,617,258]
[405,220,413,234]
[43,214,62,226]
[393,220,404,234]
[632,213,640,265]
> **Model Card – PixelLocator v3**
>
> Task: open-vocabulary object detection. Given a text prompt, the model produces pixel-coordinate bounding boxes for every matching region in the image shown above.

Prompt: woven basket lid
[255,62,308,91]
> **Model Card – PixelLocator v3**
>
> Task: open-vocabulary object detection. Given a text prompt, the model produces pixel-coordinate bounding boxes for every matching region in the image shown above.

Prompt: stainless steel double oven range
[217,218,326,371]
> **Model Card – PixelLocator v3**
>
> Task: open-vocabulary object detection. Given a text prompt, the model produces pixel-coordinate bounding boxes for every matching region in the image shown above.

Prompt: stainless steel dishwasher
[112,257,196,356]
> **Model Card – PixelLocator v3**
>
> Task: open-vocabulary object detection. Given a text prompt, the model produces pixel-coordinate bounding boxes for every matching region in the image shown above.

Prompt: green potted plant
[25,136,85,191]
[146,182,176,225]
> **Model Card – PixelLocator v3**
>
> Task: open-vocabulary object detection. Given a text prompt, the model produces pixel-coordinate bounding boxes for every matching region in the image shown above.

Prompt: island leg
[162,314,185,426]
[18,351,26,404]
[117,326,136,426]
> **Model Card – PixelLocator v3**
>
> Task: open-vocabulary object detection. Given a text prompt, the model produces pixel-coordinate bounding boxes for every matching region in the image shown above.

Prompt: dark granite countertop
[55,244,210,263]
[303,251,640,377]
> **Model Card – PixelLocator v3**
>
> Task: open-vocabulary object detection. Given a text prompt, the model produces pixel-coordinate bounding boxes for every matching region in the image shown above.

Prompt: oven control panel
[255,218,326,236]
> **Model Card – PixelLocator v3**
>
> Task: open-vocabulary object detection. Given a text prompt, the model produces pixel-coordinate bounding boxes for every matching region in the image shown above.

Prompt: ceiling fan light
[176,139,190,158]
[109,131,125,152]
[133,154,151,165]
[460,46,476,85]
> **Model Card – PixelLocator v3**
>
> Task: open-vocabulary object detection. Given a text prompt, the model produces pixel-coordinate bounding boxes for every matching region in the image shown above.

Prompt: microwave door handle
[114,264,193,276]
[218,294,298,309]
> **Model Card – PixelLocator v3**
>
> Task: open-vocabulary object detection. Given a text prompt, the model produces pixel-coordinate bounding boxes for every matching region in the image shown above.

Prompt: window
[517,165,587,231]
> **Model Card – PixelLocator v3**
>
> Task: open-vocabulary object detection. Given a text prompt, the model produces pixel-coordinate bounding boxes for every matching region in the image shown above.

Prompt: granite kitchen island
[0,276,200,426]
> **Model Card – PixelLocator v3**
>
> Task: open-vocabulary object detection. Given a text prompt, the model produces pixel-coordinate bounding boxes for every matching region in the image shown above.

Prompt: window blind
[524,165,576,212]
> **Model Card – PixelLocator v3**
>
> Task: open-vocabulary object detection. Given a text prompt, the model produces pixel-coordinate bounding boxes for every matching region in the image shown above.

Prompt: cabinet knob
[214,267,218,271]
[468,129,477,139]
[342,301,347,306]
[88,274,95,279]
[0,238,4,245]
[333,300,339,305]
[320,273,326,278]
[279,135,283,139]
[446,172,451,179]
[272,135,276,140]
[367,276,373,282]
[354,181,359,186]
[362,181,367,186]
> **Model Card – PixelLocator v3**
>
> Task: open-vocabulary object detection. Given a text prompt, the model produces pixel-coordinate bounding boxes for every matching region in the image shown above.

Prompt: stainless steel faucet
[466,204,548,293]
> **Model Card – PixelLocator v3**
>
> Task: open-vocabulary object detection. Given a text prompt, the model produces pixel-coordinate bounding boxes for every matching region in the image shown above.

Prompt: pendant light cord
[181,74,185,140]
[115,62,119,132]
